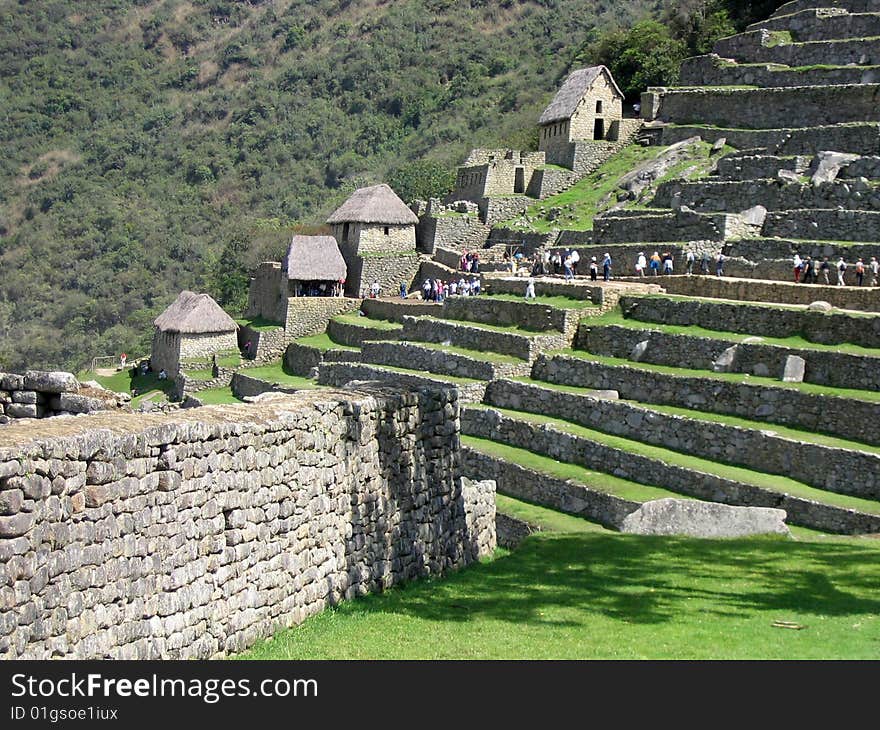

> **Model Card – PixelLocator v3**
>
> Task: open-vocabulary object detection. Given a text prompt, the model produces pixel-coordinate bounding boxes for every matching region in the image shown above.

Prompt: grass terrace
[236,316,284,332]
[331,312,402,330]
[295,333,359,352]
[238,363,318,389]
[483,293,597,310]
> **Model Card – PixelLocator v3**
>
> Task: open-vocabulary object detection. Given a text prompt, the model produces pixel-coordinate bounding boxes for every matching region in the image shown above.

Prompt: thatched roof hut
[326,183,419,225]
[154,291,237,334]
[539,66,623,125]
[284,235,347,281]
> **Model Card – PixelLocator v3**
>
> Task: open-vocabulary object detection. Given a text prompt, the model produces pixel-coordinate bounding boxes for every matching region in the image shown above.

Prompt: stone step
[770,1,877,20]
[660,121,880,156]
[576,321,880,390]
[460,437,669,531]
[617,293,880,348]
[359,340,532,381]
[764,208,880,241]
[713,29,880,66]
[483,378,880,501]
[399,315,566,361]
[680,54,880,88]
[649,84,880,131]
[652,177,880,214]
[638,272,880,313]
[749,9,880,42]
[461,405,880,534]
[316,361,487,402]
[531,351,880,445]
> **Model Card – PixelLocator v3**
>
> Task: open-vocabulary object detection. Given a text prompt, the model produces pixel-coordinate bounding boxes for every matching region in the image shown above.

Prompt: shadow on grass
[328,533,880,629]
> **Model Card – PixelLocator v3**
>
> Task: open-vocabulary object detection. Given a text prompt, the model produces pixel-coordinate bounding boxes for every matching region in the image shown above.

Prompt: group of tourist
[420,276,482,302]
[792,253,879,286]
[295,279,345,297]
[459,250,481,273]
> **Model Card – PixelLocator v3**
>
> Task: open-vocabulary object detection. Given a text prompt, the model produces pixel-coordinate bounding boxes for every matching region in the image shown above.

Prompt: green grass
[239,363,318,389]
[331,312,403,330]
[236,530,880,659]
[552,350,880,403]
[236,316,284,332]
[766,30,793,47]
[462,435,683,503]
[295,332,359,352]
[195,387,245,405]
[419,315,546,336]
[80,367,174,407]
[467,405,880,516]
[483,293,596,310]
[495,494,609,534]
[355,363,483,386]
[583,309,880,357]
[498,143,662,233]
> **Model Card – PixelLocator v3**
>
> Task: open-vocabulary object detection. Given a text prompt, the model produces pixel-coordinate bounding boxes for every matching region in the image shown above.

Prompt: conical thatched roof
[539,66,623,125]
[154,291,237,334]
[284,235,347,281]
[326,183,419,225]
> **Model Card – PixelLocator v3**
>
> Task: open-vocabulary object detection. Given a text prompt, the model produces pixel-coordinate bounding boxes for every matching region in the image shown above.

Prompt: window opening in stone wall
[384,226,389,235]
[594,118,604,140]
[596,100,603,113]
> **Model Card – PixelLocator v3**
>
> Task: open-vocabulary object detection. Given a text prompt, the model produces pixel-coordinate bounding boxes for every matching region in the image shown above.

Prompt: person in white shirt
[570,249,580,276]
[525,277,536,300]
[636,252,646,277]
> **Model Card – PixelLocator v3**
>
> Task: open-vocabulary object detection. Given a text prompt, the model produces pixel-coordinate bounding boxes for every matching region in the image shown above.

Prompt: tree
[388,160,456,203]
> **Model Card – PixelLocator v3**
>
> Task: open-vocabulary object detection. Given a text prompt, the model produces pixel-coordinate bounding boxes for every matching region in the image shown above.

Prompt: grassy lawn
[582,309,880,357]
[80,368,174,408]
[421,315,546,336]
[466,405,880,515]
[552,350,880,403]
[236,528,880,659]
[241,363,318,389]
[332,312,402,330]
[295,332,359,352]
[496,494,610,534]
[484,293,597,310]
[236,316,284,332]
[195,387,245,405]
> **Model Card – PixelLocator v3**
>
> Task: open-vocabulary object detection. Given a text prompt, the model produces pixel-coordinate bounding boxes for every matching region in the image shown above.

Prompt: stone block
[22,371,79,394]
[0,512,36,538]
[808,300,833,312]
[5,403,39,419]
[629,340,649,362]
[11,391,39,405]
[0,489,24,515]
[620,499,790,538]
[712,344,739,373]
[782,355,806,383]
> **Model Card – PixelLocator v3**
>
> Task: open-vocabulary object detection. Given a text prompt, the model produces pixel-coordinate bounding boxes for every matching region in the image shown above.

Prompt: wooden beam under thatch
[326,183,419,225]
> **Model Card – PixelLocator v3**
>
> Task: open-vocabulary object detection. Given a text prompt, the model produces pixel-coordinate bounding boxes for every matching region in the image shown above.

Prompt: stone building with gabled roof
[327,183,421,297]
[151,290,238,378]
[539,65,625,150]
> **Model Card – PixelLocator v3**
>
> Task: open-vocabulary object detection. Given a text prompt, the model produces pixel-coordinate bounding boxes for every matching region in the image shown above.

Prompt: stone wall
[283,297,360,340]
[680,54,880,88]
[179,331,238,360]
[532,353,880,445]
[417,213,490,255]
[360,341,530,381]
[495,512,538,549]
[400,315,565,361]
[481,196,533,226]
[246,262,286,322]
[150,331,182,380]
[238,324,287,364]
[592,210,733,244]
[0,386,496,659]
[486,227,557,256]
[712,30,880,67]
[652,275,880,313]
[577,322,880,391]
[360,298,440,322]
[333,223,416,256]
[353,253,422,300]
[485,378,880,501]
[660,122,880,157]
[751,8,880,41]
[443,296,579,340]
[461,407,880,534]
[461,447,638,530]
[619,294,880,348]
[0,372,125,423]
[317,363,489,403]
[326,318,400,348]
[763,209,880,242]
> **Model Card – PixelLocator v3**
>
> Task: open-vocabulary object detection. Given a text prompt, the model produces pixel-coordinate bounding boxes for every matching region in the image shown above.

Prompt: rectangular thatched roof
[326,183,419,225]
[284,235,347,281]
[154,291,238,334]
[539,66,623,125]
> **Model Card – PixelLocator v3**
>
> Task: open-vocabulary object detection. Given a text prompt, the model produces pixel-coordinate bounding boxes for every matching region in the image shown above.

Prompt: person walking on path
[603,252,612,281]
[715,252,724,277]
[662,252,674,275]
[120,352,127,370]
[589,256,598,281]
[870,257,879,286]
[820,257,830,285]
[649,251,661,276]
[570,248,580,276]
[635,252,646,277]
[686,250,695,275]
[837,257,847,286]
[701,251,710,275]
[793,252,803,283]
[855,258,865,286]
[563,254,574,281]
[525,277,536,300]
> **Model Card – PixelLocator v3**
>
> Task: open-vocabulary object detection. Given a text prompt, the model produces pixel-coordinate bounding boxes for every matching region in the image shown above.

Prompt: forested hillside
[0,0,776,372]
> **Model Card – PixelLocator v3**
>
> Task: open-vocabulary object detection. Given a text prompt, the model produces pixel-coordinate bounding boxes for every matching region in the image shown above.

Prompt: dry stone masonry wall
[1,372,127,423]
[0,386,496,659]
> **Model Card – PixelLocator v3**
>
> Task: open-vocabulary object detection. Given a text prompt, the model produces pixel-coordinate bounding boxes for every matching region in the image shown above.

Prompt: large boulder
[620,498,789,538]
[22,371,79,394]
[782,355,806,383]
[811,151,860,185]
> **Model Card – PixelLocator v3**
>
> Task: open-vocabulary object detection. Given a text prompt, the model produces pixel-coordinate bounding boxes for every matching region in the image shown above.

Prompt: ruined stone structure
[0,386,496,659]
[151,291,238,380]
[0,372,127,423]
